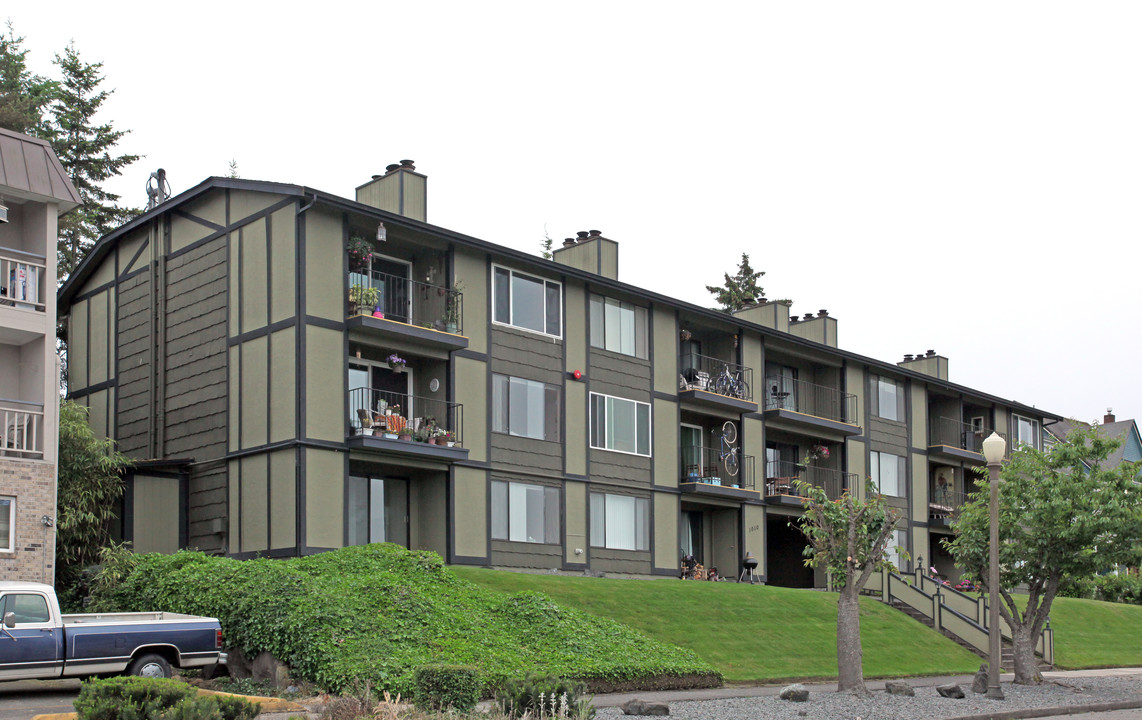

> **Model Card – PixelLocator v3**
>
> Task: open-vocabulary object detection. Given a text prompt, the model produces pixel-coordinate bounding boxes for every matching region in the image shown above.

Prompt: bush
[496,673,594,720]
[74,676,258,720]
[1059,574,1142,605]
[411,665,481,713]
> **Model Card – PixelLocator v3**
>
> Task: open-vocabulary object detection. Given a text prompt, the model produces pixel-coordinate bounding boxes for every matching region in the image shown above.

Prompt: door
[680,425,704,479]
[347,476,410,547]
[681,510,703,565]
[0,592,63,680]
[371,257,411,324]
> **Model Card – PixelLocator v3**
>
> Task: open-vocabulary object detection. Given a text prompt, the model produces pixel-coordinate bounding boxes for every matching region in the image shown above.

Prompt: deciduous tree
[706,253,765,312]
[946,424,1142,684]
[795,479,902,695]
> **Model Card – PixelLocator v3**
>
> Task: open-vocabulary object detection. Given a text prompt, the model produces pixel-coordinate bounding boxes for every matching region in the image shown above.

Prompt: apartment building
[0,127,79,583]
[57,163,1060,585]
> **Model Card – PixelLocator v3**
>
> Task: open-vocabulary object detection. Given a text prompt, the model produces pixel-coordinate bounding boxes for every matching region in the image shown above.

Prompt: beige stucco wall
[453,466,487,559]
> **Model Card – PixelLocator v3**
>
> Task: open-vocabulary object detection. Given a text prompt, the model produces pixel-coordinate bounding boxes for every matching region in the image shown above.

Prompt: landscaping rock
[779,684,809,702]
[620,700,670,715]
[972,663,989,694]
[885,681,914,696]
[225,648,252,680]
[937,683,966,698]
[251,650,292,690]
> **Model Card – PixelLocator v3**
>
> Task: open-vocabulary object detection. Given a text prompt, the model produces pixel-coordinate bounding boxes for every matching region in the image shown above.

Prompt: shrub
[1059,573,1142,605]
[496,673,594,720]
[74,676,257,720]
[411,664,481,713]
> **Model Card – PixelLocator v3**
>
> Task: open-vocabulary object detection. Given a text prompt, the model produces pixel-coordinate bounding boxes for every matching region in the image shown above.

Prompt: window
[870,375,905,421]
[491,481,560,544]
[0,497,12,552]
[0,593,50,624]
[884,529,907,571]
[870,451,906,497]
[1013,414,1040,450]
[492,375,561,441]
[590,393,651,456]
[347,476,409,546]
[680,425,704,478]
[492,265,561,337]
[589,295,648,358]
[590,493,649,551]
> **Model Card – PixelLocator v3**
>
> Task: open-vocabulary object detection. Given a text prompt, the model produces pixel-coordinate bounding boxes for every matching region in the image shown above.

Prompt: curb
[942,698,1142,720]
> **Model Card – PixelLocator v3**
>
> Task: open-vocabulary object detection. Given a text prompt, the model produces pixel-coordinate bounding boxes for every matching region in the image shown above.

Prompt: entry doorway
[349,361,414,424]
[347,476,409,546]
[766,515,815,588]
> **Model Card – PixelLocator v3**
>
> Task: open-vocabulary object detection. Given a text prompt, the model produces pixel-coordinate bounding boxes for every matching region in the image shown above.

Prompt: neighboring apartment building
[0,127,80,583]
[57,163,1060,585]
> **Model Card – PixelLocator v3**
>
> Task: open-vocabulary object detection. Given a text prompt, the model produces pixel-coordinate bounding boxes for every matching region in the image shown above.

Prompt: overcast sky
[12,2,1141,425]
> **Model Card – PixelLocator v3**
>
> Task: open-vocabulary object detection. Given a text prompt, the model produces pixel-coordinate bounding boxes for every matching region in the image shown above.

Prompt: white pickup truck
[0,581,226,680]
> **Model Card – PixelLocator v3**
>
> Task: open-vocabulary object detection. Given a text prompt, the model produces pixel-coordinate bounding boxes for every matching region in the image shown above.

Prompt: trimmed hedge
[411,665,481,712]
[89,544,719,694]
[74,676,257,720]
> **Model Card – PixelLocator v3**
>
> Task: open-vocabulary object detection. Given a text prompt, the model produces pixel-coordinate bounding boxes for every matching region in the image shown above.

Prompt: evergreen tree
[706,253,765,312]
[227,158,239,178]
[0,21,54,135]
[48,42,141,279]
[541,229,554,260]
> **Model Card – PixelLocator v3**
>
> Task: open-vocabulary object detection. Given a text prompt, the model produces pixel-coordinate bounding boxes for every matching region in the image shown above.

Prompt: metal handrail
[678,352,753,401]
[0,400,44,457]
[348,387,463,444]
[763,376,856,423]
[764,460,851,499]
[680,444,755,489]
[0,249,46,313]
[348,270,463,335]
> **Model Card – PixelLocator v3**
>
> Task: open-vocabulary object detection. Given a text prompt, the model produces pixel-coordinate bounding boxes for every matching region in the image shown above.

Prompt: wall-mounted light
[376,221,387,242]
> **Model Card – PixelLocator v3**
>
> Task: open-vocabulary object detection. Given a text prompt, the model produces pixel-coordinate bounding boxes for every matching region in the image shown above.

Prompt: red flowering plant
[347,236,374,273]
[804,444,831,464]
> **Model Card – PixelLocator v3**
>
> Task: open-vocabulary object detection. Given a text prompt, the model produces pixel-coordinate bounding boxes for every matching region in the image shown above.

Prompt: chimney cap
[818,309,828,317]
[385,163,400,173]
[576,231,590,239]
[562,238,576,247]
[926,349,936,357]
[371,174,382,180]
[589,229,602,237]
[399,159,415,169]
[1105,408,1116,424]
[904,353,914,361]
[804,314,814,321]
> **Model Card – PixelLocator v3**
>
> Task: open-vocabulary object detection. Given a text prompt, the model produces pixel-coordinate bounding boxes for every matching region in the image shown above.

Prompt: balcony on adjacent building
[0,248,46,315]
[928,417,1001,464]
[1,399,44,459]
[679,444,757,500]
[347,387,466,462]
[762,376,859,437]
[764,460,853,505]
[929,489,969,529]
[677,352,757,414]
[346,271,466,357]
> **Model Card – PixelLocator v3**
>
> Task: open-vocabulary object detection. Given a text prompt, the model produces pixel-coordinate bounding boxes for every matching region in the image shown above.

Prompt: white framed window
[590,492,649,551]
[0,497,13,553]
[1013,414,1040,450]
[870,451,906,497]
[492,374,561,441]
[870,375,904,422]
[590,392,651,457]
[884,528,907,571]
[492,265,562,337]
[589,294,648,359]
[491,481,560,544]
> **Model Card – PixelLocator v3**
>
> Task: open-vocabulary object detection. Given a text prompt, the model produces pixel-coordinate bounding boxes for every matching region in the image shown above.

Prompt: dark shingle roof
[0,127,81,213]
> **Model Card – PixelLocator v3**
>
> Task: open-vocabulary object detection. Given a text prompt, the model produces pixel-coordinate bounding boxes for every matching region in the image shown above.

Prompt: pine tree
[706,253,766,312]
[48,42,141,278]
[540,229,554,260]
[0,21,54,135]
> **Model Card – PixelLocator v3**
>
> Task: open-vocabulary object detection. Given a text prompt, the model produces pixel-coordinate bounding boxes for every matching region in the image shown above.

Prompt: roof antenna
[146,168,171,210]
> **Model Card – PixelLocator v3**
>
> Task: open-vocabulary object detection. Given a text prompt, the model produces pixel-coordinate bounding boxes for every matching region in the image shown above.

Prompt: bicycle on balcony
[715,421,739,477]
[710,364,749,400]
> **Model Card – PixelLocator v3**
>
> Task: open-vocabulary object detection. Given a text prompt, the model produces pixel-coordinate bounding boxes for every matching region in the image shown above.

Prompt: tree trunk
[1011,625,1043,685]
[836,588,868,694]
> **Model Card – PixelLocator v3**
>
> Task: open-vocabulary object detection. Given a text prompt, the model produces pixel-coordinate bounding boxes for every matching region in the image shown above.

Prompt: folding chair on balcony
[3,417,30,457]
[356,408,373,432]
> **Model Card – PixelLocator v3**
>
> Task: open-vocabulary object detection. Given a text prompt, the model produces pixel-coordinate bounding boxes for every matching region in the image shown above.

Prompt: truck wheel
[128,653,172,679]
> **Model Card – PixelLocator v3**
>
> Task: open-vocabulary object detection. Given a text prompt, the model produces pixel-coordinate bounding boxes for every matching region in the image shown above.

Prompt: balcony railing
[349,271,463,335]
[930,417,991,453]
[680,445,755,489]
[764,460,851,500]
[763,376,856,424]
[929,489,969,524]
[0,248,47,313]
[348,387,463,445]
[1,399,44,458]
[678,353,753,401]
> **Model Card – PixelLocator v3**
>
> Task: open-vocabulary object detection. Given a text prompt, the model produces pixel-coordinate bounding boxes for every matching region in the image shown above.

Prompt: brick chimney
[355,160,427,222]
[1105,408,1116,424]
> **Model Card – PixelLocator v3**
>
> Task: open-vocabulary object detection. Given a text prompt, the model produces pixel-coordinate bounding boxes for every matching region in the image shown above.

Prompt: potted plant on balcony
[386,353,407,372]
[349,284,379,316]
[441,430,455,448]
[347,235,374,274]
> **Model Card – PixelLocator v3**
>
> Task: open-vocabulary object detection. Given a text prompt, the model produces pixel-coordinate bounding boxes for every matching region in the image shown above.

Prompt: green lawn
[453,568,982,684]
[1048,596,1142,668]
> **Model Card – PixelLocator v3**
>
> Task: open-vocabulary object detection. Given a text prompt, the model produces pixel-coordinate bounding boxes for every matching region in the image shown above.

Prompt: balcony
[677,353,757,414]
[929,489,969,529]
[762,377,859,437]
[346,271,466,357]
[347,387,466,462]
[928,417,1000,464]
[0,248,47,316]
[679,445,758,500]
[764,461,853,506]
[1,399,44,459]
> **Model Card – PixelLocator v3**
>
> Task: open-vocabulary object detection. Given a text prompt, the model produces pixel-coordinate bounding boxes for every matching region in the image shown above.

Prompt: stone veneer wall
[0,458,56,584]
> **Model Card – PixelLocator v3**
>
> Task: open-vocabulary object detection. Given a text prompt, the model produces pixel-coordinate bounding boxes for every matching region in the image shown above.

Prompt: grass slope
[453,568,982,684]
[1047,596,1142,668]
[89,545,717,694]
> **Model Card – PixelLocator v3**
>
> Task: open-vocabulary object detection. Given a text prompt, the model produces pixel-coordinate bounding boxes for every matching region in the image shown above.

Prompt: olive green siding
[131,475,181,554]
[305,449,344,549]
[652,491,679,570]
[82,254,115,291]
[229,189,280,225]
[910,382,927,451]
[269,328,296,443]
[653,400,678,488]
[564,283,587,374]
[269,207,296,323]
[170,207,214,253]
[565,380,587,476]
[651,307,678,394]
[239,336,269,448]
[305,326,344,442]
[88,289,110,385]
[743,504,765,573]
[240,220,269,331]
[846,364,866,424]
[182,191,227,228]
[591,548,649,575]
[269,449,296,550]
[304,208,344,322]
[115,273,150,455]
[565,480,587,563]
[240,453,269,553]
[490,326,564,473]
[69,298,88,389]
[454,356,488,463]
[412,477,447,555]
[453,250,487,353]
[453,466,488,558]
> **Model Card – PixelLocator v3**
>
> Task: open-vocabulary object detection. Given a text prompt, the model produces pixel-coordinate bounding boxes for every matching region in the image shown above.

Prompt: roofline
[58,177,1064,421]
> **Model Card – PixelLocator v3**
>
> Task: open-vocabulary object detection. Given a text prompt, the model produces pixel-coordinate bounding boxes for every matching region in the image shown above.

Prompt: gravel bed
[596,676,1142,720]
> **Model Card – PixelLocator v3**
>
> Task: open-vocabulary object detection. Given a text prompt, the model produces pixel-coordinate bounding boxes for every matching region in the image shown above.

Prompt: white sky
[12,2,1141,424]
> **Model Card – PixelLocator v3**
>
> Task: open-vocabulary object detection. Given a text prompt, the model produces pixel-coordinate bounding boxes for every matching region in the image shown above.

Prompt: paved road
[0,679,80,720]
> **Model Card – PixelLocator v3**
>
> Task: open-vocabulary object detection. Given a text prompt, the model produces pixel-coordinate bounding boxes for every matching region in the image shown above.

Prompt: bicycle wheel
[736,378,750,401]
[724,450,739,477]
[711,374,729,396]
[721,420,737,445]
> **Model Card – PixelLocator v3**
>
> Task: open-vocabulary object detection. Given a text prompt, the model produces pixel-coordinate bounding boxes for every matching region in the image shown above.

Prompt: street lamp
[981,431,1006,700]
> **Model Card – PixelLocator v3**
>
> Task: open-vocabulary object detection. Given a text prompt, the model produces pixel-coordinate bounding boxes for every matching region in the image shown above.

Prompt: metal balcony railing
[680,444,755,489]
[0,248,47,313]
[348,387,463,445]
[764,460,851,500]
[930,417,991,453]
[349,271,463,335]
[1,399,44,458]
[678,353,753,401]
[929,489,969,522]
[763,376,856,424]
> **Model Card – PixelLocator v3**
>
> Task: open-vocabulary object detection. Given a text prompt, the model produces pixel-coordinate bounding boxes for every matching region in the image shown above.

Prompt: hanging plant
[347,236,374,273]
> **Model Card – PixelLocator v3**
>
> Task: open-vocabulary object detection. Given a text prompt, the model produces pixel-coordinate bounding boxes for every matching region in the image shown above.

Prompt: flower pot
[383,433,398,440]
[446,441,455,448]
[427,437,438,445]
[398,434,412,441]
[373,308,385,318]
[361,428,374,436]
[445,322,458,334]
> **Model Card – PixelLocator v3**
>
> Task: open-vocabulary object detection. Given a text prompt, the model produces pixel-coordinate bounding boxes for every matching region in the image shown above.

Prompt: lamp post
[981,431,1006,700]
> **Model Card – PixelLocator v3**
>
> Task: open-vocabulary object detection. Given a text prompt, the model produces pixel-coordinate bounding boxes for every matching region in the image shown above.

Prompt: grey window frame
[589,392,652,457]
[491,480,560,544]
[0,496,13,553]
[589,492,650,551]
[491,374,561,442]
[870,450,907,497]
[492,264,562,338]
[589,294,648,359]
[870,375,905,422]
[1013,414,1040,450]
